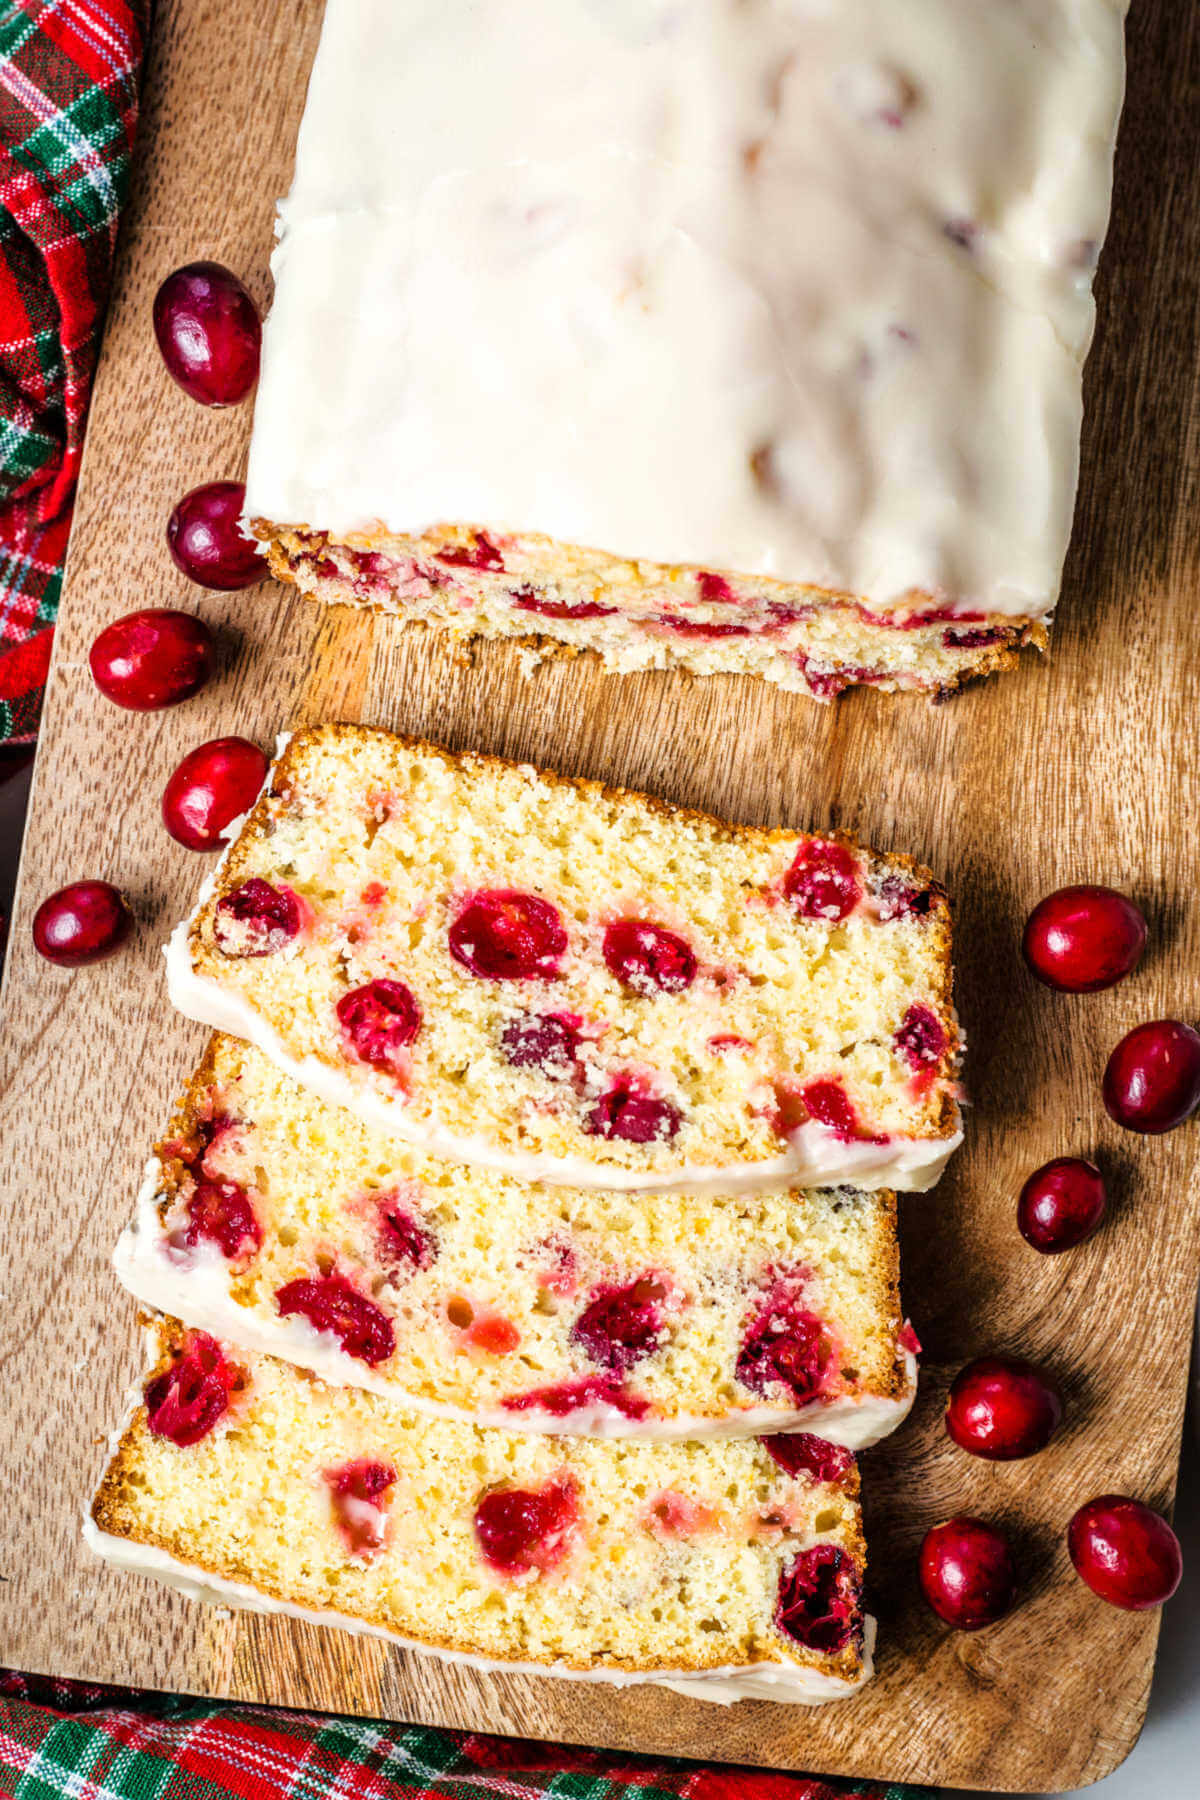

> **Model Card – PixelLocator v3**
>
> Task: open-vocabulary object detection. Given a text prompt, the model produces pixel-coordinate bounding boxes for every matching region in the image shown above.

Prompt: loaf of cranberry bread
[116,1034,917,1445]
[88,1320,874,1704]
[166,727,962,1194]
[245,0,1127,699]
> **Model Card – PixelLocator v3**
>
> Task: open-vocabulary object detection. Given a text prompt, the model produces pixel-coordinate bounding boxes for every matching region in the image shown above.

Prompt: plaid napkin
[0,6,929,1795]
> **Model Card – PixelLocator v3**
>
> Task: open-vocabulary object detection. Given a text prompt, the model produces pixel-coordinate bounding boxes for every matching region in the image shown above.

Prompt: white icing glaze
[83,1519,874,1706]
[245,0,1127,617]
[115,1171,917,1447]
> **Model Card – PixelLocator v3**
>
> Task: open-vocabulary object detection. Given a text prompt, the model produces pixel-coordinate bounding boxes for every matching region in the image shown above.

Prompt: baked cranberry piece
[737,1276,832,1405]
[783,840,861,922]
[697,572,738,604]
[183,1179,261,1261]
[763,1433,854,1484]
[337,979,422,1072]
[500,1375,650,1422]
[32,880,132,966]
[325,1459,396,1559]
[153,261,261,405]
[144,1332,242,1447]
[1022,886,1147,993]
[1018,1157,1107,1253]
[570,1276,670,1373]
[515,593,616,620]
[1068,1496,1182,1610]
[500,1012,581,1076]
[167,482,265,589]
[799,1078,886,1145]
[944,1355,1063,1461]
[1102,1021,1200,1134]
[474,1475,580,1576]
[449,889,567,980]
[437,532,504,572]
[775,1545,861,1653]
[584,1078,681,1145]
[645,1491,716,1537]
[377,1195,437,1272]
[89,608,214,711]
[893,1003,946,1071]
[162,737,269,850]
[214,878,301,957]
[654,613,753,639]
[874,874,934,921]
[275,1274,395,1366]
[602,920,696,995]
[919,1517,1018,1629]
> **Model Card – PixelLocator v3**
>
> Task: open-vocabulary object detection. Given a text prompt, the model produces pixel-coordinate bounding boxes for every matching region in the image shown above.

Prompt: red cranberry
[153,261,261,405]
[448,889,567,980]
[584,1078,681,1144]
[337,980,422,1072]
[436,532,504,572]
[1068,1495,1182,1610]
[799,1078,885,1145]
[874,874,934,921]
[144,1332,242,1447]
[214,878,301,957]
[474,1475,579,1576]
[1103,1021,1200,1133]
[654,613,753,639]
[325,1459,395,1558]
[167,482,265,590]
[275,1273,395,1366]
[764,1433,855,1484]
[500,1012,580,1076]
[33,880,132,967]
[737,1276,832,1405]
[570,1276,670,1373]
[377,1196,437,1272]
[162,737,269,851]
[945,1355,1064,1460]
[697,572,738,604]
[783,840,861,922]
[89,608,214,710]
[183,1179,261,1261]
[919,1517,1018,1629]
[1018,1157,1107,1253]
[1022,886,1147,993]
[775,1545,861,1653]
[602,920,696,995]
[501,1375,650,1421]
[514,593,616,620]
[893,1003,947,1070]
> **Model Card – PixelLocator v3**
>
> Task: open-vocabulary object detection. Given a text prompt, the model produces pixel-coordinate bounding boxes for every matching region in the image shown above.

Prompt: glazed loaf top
[245,0,1127,619]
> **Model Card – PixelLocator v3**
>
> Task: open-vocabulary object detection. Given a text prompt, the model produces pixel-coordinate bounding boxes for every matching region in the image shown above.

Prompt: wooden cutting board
[1,1,1197,1789]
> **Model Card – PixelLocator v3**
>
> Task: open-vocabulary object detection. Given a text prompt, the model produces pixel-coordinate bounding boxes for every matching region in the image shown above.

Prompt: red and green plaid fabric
[0,0,146,744]
[0,1674,927,1800]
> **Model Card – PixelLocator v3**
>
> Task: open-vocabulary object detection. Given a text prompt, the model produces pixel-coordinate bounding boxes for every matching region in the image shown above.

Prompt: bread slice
[167,726,962,1195]
[88,1318,874,1705]
[115,1034,917,1445]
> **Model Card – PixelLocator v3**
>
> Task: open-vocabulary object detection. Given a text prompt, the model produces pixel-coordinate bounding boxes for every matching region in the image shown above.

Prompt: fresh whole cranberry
[32,880,132,966]
[1068,1495,1182,1610]
[500,1375,650,1421]
[1102,1021,1200,1134]
[500,1012,581,1076]
[783,839,862,922]
[275,1273,395,1366]
[474,1475,579,1576]
[153,261,262,405]
[162,737,269,850]
[919,1516,1018,1629]
[584,1078,681,1145]
[89,608,215,710]
[167,482,266,589]
[325,1459,396,1559]
[893,1003,947,1070]
[944,1355,1064,1461]
[763,1433,855,1484]
[775,1544,861,1653]
[1022,885,1147,993]
[214,877,302,957]
[144,1332,242,1447]
[337,979,422,1071]
[570,1276,670,1373]
[183,1179,261,1261]
[737,1276,832,1405]
[449,889,567,980]
[1018,1157,1107,1253]
[602,919,697,995]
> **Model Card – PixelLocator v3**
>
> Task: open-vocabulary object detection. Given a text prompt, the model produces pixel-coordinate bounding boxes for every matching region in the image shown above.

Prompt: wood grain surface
[1,1,1198,1790]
